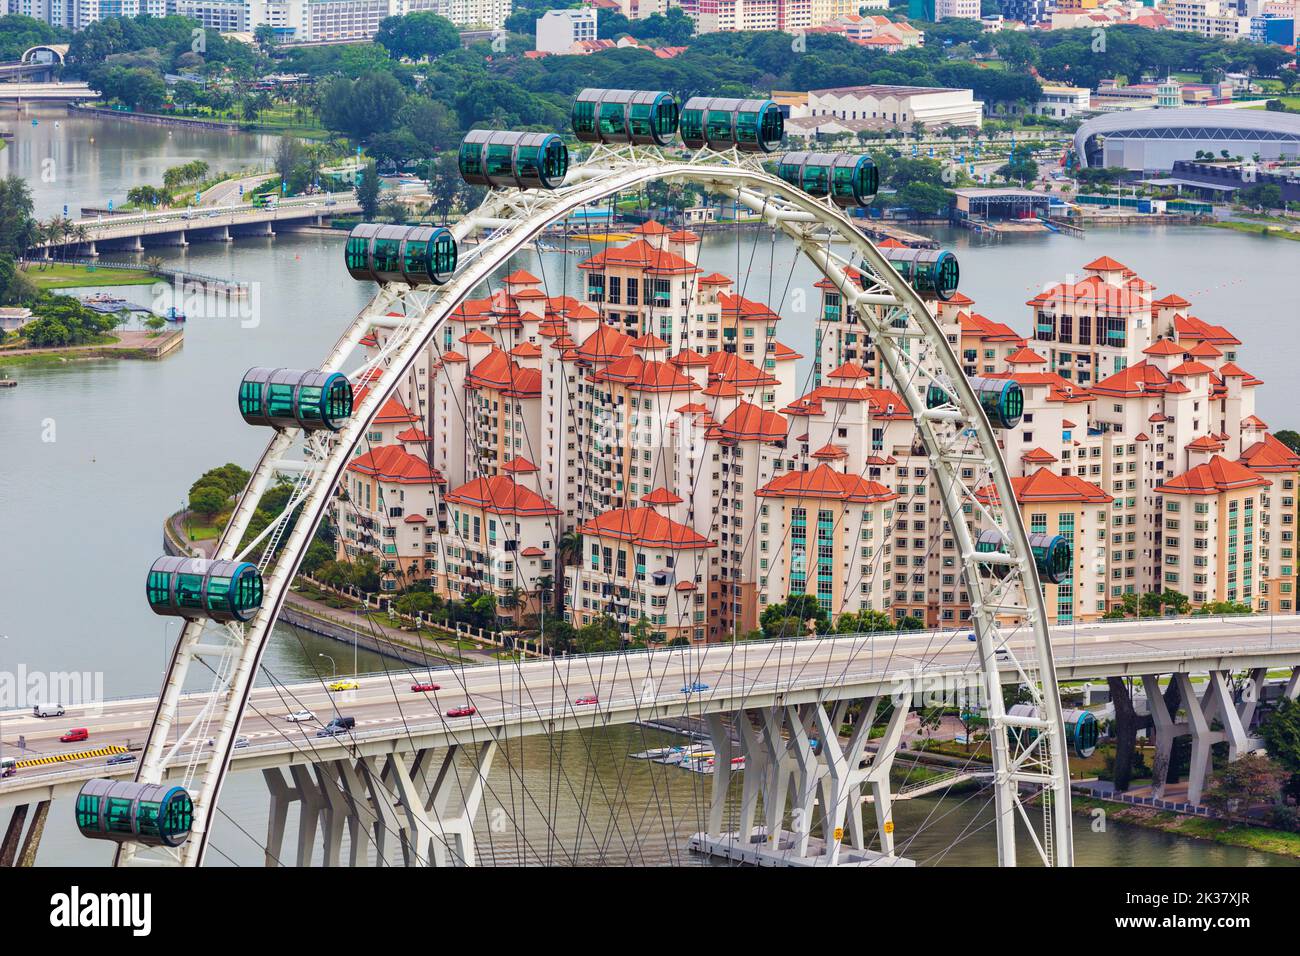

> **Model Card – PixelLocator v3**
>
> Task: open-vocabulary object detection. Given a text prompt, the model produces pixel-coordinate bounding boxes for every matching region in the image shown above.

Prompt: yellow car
[328,680,359,692]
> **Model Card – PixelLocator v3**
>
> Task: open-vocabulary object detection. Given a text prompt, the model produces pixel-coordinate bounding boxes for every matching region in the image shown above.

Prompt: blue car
[680,681,710,694]
[106,753,137,766]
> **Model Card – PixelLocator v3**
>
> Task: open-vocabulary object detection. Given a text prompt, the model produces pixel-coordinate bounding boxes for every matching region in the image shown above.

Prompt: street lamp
[319,653,336,679]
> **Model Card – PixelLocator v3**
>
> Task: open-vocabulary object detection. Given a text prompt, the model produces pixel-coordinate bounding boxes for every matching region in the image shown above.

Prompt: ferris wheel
[75,89,1074,869]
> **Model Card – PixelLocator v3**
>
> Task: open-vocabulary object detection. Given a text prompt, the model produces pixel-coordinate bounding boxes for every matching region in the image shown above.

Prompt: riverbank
[0,329,183,366]
[68,103,328,139]
[1071,794,1300,859]
[1209,220,1300,241]
[23,263,160,290]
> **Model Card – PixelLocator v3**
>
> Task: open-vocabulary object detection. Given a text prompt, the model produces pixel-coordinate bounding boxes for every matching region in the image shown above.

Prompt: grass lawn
[1070,795,1300,859]
[1248,95,1300,111]
[23,264,158,289]
[1210,220,1300,241]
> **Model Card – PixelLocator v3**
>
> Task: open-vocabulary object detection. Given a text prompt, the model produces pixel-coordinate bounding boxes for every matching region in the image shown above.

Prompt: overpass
[3,615,1297,866]
[29,192,361,257]
[0,81,98,102]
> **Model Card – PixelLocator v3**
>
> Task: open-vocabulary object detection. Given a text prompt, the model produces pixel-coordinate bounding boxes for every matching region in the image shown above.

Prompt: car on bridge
[60,728,88,743]
[411,682,441,693]
[106,753,136,766]
[328,680,359,692]
[575,695,599,706]
[1,757,16,778]
[680,682,709,694]
[446,705,476,718]
[284,710,316,723]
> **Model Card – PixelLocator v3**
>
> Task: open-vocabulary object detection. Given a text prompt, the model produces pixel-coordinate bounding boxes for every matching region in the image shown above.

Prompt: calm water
[2,108,1297,866]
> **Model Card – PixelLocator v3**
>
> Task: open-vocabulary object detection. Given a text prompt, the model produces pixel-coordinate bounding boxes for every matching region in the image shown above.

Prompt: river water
[1,106,1297,866]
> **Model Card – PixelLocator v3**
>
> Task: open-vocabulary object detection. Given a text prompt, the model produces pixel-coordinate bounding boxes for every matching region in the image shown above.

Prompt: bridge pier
[1132,667,1296,805]
[0,800,50,867]
[690,692,916,867]
[260,742,498,867]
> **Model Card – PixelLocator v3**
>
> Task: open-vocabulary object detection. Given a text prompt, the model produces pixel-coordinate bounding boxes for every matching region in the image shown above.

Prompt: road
[2,614,1298,805]
[198,173,276,208]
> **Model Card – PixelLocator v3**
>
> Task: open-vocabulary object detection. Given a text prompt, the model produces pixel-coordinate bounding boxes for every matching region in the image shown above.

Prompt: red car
[411,683,441,693]
[445,705,476,718]
[60,728,89,743]
[575,696,599,706]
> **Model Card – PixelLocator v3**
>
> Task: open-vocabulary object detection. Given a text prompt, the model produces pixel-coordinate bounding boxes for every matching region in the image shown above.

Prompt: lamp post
[319,653,336,679]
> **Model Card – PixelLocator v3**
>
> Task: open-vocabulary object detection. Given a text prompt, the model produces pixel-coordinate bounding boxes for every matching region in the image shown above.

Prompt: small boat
[83,292,126,305]
[164,307,186,322]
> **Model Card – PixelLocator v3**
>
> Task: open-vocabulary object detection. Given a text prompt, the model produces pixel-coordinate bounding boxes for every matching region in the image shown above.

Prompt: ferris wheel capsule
[974,528,1073,585]
[571,89,679,147]
[238,367,354,432]
[76,779,194,848]
[775,151,879,207]
[344,223,457,286]
[458,129,569,190]
[679,97,784,153]
[145,556,264,623]
[879,246,960,300]
[926,376,1023,430]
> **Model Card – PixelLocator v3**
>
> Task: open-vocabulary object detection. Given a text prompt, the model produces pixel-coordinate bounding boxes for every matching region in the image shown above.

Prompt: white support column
[1207,670,1258,761]
[704,714,732,837]
[1285,667,1299,702]
[262,767,295,868]
[1175,673,1223,806]
[289,764,326,868]
[866,691,913,858]
[735,712,768,844]
[760,707,794,845]
[785,704,821,858]
[313,762,350,867]
[1141,674,1184,799]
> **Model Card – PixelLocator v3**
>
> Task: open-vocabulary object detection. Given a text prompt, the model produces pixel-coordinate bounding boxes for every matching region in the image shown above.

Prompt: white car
[284,710,316,723]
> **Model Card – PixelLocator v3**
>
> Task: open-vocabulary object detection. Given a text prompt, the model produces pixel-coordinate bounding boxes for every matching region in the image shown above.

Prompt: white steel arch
[122,144,1073,868]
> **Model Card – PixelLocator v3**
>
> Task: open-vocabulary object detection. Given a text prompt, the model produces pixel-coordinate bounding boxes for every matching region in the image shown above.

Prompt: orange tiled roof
[1156,456,1270,496]
[580,506,713,550]
[347,445,442,485]
[445,475,561,516]
[756,463,898,503]
[976,468,1112,505]
[1238,435,1300,474]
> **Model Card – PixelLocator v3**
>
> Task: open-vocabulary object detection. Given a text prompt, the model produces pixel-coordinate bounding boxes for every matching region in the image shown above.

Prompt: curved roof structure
[22,44,68,64]
[1073,108,1300,169]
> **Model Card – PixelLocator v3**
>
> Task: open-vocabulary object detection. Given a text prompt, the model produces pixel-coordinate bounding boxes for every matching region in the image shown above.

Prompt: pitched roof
[347,445,442,485]
[641,487,683,505]
[707,401,788,442]
[372,395,421,425]
[1155,456,1270,496]
[976,468,1112,505]
[444,475,561,516]
[756,463,899,503]
[1084,255,1129,272]
[579,507,713,550]
[590,355,699,392]
[1238,435,1300,474]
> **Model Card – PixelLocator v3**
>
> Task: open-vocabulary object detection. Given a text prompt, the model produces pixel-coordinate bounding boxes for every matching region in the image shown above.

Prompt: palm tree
[72,223,90,258]
[145,256,164,276]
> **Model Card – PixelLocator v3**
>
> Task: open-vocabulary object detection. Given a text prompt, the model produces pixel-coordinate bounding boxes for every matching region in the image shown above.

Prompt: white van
[33,703,65,718]
[0,757,15,778]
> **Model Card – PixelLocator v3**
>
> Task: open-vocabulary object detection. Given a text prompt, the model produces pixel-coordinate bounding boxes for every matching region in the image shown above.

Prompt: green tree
[1201,753,1287,818]
[575,615,622,653]
[375,12,459,61]
[357,162,381,220]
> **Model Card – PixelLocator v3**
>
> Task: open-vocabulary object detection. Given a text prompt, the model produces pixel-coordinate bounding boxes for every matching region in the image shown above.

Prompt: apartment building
[340,235,1290,639]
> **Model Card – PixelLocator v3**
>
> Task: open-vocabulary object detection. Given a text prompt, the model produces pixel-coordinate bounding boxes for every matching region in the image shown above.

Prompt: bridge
[4,616,1297,867]
[0,81,98,102]
[28,192,361,257]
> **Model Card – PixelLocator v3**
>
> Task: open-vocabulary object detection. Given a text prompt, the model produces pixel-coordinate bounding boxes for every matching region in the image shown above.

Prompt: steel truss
[122,143,1073,867]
